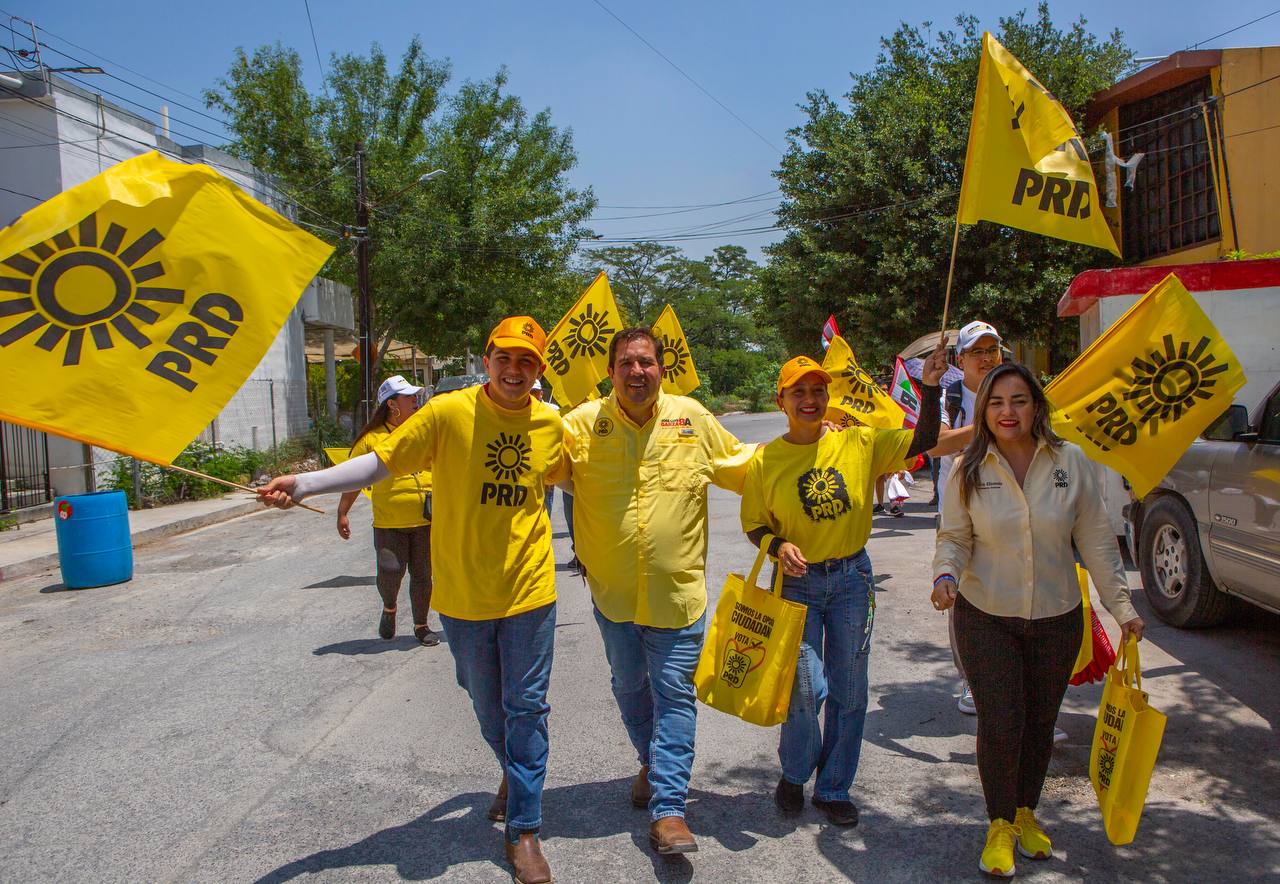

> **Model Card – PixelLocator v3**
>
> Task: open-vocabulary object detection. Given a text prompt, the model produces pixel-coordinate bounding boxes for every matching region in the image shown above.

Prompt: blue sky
[4,1,1279,259]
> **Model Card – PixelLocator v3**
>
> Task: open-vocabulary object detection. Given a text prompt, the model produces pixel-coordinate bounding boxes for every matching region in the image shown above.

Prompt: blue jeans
[778,549,876,803]
[543,488,555,516]
[440,602,556,838]
[592,605,706,820]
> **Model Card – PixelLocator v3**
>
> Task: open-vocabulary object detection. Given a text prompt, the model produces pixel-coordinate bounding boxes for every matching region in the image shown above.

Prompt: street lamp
[353,150,446,427]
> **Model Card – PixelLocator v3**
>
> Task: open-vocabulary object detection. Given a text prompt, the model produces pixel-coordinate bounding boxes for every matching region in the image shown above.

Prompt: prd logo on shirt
[1053,468,1070,487]
[0,212,244,390]
[593,417,614,437]
[658,333,692,380]
[798,466,851,522]
[481,431,532,507]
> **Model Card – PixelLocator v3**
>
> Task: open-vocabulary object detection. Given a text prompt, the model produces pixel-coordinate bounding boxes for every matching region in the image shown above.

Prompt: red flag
[820,314,839,351]
[889,356,923,428]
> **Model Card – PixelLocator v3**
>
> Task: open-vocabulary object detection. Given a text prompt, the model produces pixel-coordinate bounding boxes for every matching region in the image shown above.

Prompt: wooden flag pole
[940,213,962,335]
[150,459,326,515]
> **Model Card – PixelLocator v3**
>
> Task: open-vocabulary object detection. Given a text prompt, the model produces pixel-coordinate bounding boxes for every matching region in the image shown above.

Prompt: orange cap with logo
[485,316,547,363]
[776,355,833,393]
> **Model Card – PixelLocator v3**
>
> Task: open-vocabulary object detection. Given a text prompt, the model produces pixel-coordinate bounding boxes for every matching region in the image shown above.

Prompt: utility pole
[354,143,374,429]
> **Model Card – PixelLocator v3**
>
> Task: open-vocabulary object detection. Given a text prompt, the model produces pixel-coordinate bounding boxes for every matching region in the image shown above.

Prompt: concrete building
[0,70,352,514]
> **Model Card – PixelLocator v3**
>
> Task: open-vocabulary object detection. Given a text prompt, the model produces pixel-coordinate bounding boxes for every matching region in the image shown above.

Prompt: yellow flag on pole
[0,152,334,463]
[821,335,906,430]
[957,32,1119,255]
[652,303,700,395]
[1046,273,1246,498]
[543,271,624,407]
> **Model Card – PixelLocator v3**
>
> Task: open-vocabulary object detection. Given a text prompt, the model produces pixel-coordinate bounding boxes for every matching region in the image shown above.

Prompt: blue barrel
[53,490,133,588]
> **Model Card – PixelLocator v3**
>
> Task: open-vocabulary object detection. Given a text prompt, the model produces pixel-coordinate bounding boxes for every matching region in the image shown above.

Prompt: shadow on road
[313,636,440,655]
[304,575,376,589]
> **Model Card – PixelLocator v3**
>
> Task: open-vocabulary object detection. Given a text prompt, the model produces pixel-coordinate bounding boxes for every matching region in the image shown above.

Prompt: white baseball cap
[376,374,423,405]
[956,320,1003,353]
[532,378,543,391]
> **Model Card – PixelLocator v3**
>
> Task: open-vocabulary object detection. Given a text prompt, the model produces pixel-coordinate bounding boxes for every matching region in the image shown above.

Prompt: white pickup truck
[1056,258,1280,627]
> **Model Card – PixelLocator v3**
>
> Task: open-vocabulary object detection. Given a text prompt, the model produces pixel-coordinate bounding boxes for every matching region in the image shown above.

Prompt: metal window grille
[1119,76,1221,261]
[0,420,52,513]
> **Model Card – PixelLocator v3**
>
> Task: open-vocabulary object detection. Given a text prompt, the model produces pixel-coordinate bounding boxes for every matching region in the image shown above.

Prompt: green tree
[206,41,595,365]
[760,4,1133,370]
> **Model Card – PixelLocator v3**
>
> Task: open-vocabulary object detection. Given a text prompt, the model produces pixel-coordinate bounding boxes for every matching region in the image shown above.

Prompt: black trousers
[372,526,432,626]
[953,593,1082,822]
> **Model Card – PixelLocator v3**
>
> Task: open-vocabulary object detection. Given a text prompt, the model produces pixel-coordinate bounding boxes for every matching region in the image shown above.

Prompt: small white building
[0,70,352,513]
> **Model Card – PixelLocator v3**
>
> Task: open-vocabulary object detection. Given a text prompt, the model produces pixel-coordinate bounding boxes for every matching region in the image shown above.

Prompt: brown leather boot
[648,816,698,854]
[504,832,554,883]
[630,764,651,808]
[486,773,508,822]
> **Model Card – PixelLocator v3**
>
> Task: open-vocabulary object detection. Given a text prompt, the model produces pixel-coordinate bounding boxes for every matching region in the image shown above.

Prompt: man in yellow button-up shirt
[561,327,753,855]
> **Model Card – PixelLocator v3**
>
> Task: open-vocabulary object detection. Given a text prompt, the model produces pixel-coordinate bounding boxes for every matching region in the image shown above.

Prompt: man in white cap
[930,320,1003,718]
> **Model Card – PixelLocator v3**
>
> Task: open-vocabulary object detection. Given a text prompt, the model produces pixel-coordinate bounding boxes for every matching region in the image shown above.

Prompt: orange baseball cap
[485,316,547,362]
[776,355,833,393]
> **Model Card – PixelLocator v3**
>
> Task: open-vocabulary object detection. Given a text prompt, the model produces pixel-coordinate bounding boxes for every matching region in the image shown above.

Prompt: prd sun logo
[1123,334,1229,428]
[0,213,182,366]
[484,432,532,481]
[839,359,878,400]
[565,303,616,360]
[658,333,690,379]
[797,466,851,522]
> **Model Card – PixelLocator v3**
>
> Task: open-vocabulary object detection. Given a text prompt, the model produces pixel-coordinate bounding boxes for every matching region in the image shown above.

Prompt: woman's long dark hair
[353,400,394,446]
[958,362,1062,506]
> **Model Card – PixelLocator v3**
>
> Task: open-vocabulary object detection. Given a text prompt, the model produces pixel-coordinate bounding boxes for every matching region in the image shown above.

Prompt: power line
[1189,9,1280,49]
[0,183,43,201]
[590,193,779,221]
[593,189,781,211]
[301,0,332,100]
[588,0,782,155]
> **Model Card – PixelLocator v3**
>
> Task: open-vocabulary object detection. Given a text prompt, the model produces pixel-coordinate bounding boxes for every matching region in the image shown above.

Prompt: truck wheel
[1138,496,1228,628]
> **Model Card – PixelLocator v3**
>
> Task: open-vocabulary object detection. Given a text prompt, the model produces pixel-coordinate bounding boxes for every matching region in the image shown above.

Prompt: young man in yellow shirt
[259,316,564,884]
[560,327,754,855]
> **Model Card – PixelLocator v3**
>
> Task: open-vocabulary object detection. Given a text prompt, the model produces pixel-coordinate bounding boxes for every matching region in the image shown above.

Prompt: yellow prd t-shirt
[740,426,913,564]
[350,425,431,529]
[373,385,566,621]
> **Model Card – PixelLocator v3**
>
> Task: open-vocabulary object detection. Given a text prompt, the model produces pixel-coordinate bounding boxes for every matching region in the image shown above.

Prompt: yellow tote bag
[693,540,808,727]
[1090,638,1167,845]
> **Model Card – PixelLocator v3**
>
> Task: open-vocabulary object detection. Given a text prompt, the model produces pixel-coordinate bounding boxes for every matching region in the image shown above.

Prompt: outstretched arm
[259,453,390,508]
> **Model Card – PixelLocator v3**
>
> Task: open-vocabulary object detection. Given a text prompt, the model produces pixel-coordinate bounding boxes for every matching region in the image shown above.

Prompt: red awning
[1057,258,1280,317]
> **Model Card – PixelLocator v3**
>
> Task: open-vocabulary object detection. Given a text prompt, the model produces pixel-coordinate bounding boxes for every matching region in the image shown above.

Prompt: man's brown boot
[630,765,651,808]
[649,816,698,854]
[504,832,553,884]
[486,773,508,822]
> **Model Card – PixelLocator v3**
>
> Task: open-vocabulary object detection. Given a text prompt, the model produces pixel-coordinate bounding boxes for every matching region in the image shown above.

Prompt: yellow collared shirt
[933,440,1138,624]
[563,391,754,628]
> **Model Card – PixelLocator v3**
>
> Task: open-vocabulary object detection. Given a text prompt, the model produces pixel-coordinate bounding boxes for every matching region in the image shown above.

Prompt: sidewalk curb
[0,501,266,584]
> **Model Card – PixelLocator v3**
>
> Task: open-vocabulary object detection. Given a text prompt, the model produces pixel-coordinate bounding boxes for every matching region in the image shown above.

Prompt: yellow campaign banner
[958,32,1119,255]
[543,271,624,407]
[1046,273,1246,498]
[0,152,333,463]
[821,335,906,430]
[652,303,700,396]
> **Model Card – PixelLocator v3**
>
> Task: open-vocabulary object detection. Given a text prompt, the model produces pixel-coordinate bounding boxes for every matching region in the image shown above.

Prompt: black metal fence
[0,421,52,513]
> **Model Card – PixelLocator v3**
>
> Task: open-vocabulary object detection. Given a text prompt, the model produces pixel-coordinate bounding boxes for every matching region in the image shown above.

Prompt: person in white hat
[334,374,440,646]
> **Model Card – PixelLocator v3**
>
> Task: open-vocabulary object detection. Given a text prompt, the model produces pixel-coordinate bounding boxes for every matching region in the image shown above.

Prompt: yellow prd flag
[821,335,906,430]
[652,303,700,395]
[958,32,1119,255]
[0,152,333,463]
[543,271,624,407]
[1046,273,1245,498]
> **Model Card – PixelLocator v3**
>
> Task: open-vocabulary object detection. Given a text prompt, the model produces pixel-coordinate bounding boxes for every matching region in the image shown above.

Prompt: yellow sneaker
[1014,807,1052,860]
[979,818,1020,877]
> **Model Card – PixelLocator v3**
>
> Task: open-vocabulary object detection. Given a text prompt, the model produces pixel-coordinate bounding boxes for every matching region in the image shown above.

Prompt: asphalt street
[1,411,1277,882]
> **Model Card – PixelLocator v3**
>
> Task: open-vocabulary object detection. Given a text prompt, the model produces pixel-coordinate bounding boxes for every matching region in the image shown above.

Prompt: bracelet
[933,574,956,588]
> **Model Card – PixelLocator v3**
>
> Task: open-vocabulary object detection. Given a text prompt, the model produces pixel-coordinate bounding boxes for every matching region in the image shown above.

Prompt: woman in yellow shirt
[741,347,946,826]
[932,362,1144,877]
[336,375,438,646]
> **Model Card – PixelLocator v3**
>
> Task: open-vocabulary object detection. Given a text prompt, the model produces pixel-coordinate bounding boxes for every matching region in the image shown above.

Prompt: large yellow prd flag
[0,152,333,463]
[958,32,1119,255]
[821,335,906,430]
[1046,274,1245,498]
[543,271,624,407]
[652,303,700,395]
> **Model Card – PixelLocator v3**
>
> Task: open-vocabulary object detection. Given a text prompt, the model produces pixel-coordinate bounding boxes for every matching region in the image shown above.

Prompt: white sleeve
[291,453,389,500]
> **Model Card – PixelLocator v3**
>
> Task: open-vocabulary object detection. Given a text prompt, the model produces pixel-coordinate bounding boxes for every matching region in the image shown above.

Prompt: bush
[736,361,782,413]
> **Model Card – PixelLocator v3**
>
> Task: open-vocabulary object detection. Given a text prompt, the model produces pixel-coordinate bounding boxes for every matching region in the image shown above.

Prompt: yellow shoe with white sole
[979,818,1020,877]
[1014,807,1052,860]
